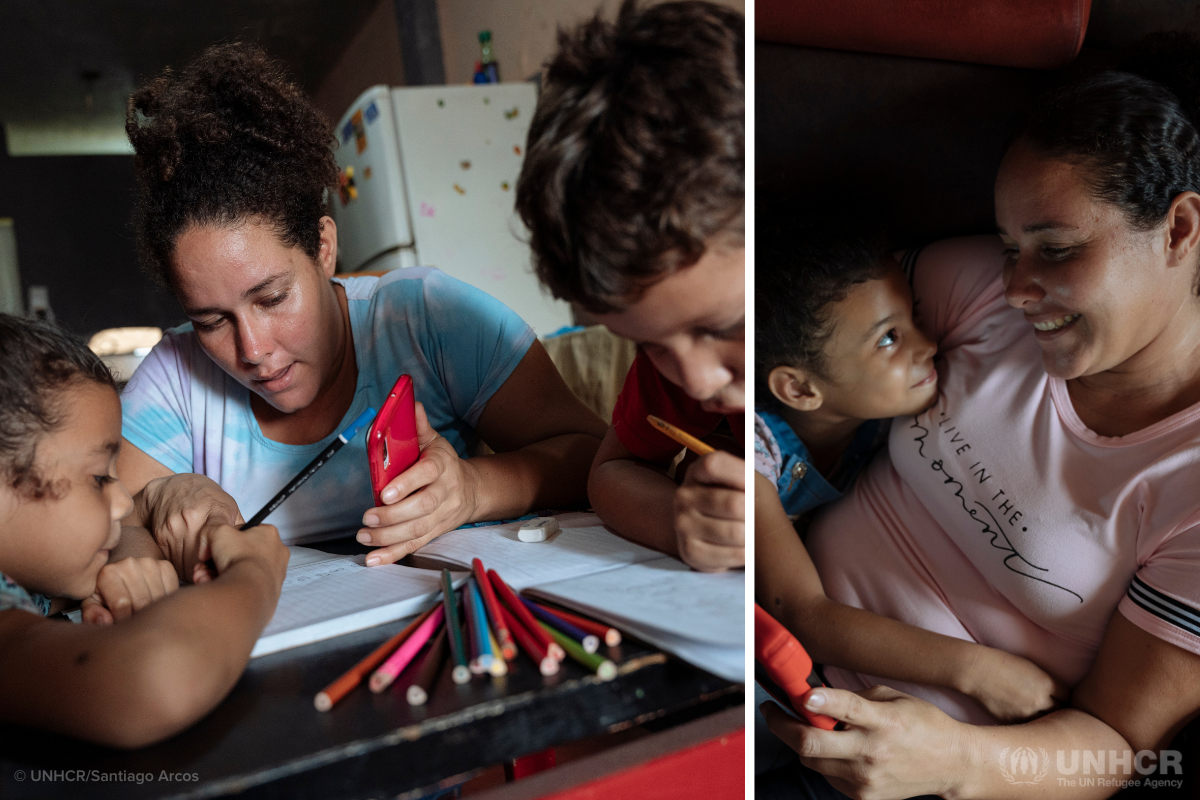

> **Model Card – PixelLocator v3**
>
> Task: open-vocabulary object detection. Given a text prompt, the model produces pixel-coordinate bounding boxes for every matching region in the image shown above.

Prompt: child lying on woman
[754,217,1067,769]
[0,314,288,747]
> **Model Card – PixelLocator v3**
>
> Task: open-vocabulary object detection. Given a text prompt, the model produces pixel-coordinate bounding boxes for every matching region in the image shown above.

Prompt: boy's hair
[0,314,118,500]
[756,215,888,409]
[126,42,338,290]
[515,0,744,313]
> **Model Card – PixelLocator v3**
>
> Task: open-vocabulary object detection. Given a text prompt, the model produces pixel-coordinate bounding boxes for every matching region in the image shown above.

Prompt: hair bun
[1119,32,1200,125]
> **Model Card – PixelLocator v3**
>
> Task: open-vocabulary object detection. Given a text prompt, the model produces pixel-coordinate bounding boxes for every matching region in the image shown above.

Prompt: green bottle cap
[479,30,492,43]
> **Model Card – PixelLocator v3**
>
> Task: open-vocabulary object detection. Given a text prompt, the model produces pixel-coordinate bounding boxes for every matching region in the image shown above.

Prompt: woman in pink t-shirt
[763,38,1200,798]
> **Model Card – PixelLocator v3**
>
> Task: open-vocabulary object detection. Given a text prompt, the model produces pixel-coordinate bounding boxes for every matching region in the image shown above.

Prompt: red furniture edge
[756,0,1092,70]
[472,706,745,800]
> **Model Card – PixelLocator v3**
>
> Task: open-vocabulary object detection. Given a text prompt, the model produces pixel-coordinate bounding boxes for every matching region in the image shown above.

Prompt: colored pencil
[498,603,557,676]
[486,627,507,676]
[473,558,517,660]
[243,407,377,529]
[539,621,617,681]
[526,599,622,646]
[646,415,715,457]
[370,605,445,692]
[405,626,449,706]
[470,579,496,671]
[488,568,565,661]
[464,577,487,675]
[441,570,471,684]
[314,604,437,711]
[519,596,599,653]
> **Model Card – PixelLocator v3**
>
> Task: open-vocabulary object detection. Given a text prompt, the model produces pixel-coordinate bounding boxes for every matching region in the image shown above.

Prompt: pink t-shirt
[808,236,1200,725]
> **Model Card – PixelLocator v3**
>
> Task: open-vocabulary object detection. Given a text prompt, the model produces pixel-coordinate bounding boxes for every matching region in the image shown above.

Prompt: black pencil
[240,407,376,530]
[406,625,449,705]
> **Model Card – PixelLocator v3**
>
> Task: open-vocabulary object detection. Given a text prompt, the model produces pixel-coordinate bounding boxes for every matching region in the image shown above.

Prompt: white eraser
[517,517,561,543]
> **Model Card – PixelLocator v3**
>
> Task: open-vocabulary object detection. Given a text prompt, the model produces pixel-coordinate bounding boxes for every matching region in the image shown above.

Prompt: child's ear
[768,366,824,412]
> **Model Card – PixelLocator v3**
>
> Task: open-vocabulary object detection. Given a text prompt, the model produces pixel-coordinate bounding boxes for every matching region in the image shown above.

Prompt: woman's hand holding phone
[357,401,482,565]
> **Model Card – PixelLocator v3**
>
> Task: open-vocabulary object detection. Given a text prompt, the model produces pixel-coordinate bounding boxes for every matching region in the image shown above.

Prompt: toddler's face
[810,263,939,420]
[593,239,745,415]
[0,382,131,600]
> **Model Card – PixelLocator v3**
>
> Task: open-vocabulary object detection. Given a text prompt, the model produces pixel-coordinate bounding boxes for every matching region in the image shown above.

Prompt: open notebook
[251,546,466,658]
[254,513,744,681]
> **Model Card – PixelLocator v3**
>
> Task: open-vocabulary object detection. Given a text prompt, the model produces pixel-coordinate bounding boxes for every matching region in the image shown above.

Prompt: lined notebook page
[414,512,662,589]
[527,557,744,646]
[252,549,462,657]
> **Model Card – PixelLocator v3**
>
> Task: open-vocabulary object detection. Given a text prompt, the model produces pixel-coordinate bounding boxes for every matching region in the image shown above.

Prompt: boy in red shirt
[516,1,744,571]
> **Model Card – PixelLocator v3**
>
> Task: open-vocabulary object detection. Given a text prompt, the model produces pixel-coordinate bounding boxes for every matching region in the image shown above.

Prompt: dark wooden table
[0,612,743,800]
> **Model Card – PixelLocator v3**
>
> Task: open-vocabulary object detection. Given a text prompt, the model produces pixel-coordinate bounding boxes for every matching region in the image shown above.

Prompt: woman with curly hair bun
[113,43,606,580]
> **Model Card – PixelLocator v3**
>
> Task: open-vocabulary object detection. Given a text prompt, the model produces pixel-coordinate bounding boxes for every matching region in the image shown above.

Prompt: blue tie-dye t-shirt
[0,572,50,616]
[121,268,535,545]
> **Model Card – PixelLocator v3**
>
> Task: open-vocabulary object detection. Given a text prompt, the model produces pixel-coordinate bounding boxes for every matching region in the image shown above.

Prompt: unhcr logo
[999,747,1051,785]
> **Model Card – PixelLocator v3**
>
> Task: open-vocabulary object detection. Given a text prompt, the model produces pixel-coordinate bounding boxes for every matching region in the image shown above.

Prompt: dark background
[0,0,439,335]
[756,0,1200,248]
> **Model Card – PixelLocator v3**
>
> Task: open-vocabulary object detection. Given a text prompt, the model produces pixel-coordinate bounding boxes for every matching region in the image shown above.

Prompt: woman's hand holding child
[136,473,243,583]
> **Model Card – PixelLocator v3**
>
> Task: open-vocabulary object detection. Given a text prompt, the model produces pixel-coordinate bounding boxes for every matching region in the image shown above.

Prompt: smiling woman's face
[994,141,1195,380]
[170,217,343,414]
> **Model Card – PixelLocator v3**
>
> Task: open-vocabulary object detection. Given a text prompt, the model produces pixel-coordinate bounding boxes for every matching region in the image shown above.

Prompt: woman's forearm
[949,709,1133,800]
[469,432,602,521]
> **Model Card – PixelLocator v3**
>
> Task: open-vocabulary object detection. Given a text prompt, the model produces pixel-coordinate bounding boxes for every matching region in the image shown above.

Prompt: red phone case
[367,375,420,507]
[754,603,839,730]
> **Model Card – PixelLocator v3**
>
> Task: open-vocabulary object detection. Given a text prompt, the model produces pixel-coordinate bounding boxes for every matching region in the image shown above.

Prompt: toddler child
[516,0,745,572]
[754,216,1067,771]
[0,313,288,747]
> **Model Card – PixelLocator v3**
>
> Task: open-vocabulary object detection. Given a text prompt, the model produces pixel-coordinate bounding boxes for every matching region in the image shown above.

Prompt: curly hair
[755,214,887,410]
[126,42,338,288]
[0,314,118,500]
[515,0,744,313]
[1018,33,1200,238]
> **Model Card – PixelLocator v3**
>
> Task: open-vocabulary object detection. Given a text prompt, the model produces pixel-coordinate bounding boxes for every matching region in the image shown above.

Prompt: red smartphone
[754,603,840,730]
[367,374,420,507]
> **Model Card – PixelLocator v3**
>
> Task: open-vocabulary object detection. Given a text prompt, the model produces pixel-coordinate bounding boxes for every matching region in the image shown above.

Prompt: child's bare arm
[589,427,744,571]
[0,522,287,748]
[755,473,1067,721]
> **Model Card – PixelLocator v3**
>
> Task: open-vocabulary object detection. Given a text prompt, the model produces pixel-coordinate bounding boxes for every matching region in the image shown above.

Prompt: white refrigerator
[331,84,572,336]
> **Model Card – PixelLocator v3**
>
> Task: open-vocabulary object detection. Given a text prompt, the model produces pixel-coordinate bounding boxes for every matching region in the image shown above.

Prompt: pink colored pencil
[498,603,558,676]
[369,605,445,693]
[488,569,565,661]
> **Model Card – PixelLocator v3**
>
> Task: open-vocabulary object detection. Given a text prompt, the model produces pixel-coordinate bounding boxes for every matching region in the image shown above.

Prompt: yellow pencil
[646,415,715,456]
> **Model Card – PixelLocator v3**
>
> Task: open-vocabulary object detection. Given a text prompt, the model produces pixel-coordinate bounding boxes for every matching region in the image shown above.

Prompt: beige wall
[435,0,744,86]
[312,0,406,125]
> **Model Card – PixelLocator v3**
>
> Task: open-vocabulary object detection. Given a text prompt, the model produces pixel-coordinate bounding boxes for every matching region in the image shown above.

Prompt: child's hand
[673,450,745,572]
[138,474,244,584]
[206,522,289,600]
[81,557,180,625]
[356,401,481,565]
[962,646,1069,722]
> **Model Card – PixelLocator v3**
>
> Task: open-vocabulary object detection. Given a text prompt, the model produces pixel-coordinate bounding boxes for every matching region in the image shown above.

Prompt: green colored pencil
[537,621,616,681]
[441,569,470,683]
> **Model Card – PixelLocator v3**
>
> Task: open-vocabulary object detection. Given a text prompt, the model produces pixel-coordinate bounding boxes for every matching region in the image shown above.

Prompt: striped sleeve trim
[1126,576,1200,639]
[899,246,924,286]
